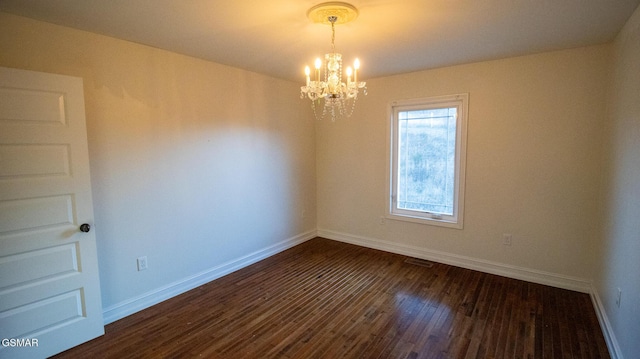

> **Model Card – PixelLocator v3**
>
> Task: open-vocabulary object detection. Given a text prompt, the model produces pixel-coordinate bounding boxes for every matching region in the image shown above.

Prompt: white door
[0,67,104,359]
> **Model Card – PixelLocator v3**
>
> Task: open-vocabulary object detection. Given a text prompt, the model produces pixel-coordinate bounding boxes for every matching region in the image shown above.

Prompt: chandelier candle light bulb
[315,58,322,81]
[354,58,359,83]
[300,2,367,121]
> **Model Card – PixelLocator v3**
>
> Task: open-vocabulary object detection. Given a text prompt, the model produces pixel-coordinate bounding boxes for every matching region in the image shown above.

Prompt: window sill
[386,213,463,229]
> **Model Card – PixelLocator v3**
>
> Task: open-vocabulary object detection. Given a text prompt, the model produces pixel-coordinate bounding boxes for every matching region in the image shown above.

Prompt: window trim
[386,93,469,229]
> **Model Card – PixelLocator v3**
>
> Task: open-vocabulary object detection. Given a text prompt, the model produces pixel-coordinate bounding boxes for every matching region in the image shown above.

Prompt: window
[388,94,468,229]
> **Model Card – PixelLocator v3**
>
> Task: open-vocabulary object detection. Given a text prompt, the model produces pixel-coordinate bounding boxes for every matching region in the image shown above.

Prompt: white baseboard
[590,286,623,359]
[317,229,592,293]
[102,230,317,324]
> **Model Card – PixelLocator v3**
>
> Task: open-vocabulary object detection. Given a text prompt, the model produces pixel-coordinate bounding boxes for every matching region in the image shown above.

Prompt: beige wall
[317,45,611,282]
[596,5,640,358]
[0,12,317,317]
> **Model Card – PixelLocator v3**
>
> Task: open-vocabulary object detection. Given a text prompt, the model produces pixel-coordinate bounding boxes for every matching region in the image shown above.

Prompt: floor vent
[404,258,434,268]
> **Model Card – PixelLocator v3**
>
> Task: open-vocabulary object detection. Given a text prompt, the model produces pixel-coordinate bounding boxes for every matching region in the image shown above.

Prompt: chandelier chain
[330,17,336,52]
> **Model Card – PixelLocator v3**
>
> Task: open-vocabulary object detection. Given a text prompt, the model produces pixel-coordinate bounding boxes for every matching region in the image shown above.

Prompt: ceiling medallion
[300,2,367,121]
[307,2,359,25]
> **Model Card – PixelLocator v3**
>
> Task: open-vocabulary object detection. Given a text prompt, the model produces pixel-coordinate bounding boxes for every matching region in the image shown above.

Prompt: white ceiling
[1,0,639,81]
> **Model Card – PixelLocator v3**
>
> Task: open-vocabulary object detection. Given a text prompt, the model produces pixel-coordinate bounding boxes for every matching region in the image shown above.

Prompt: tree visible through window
[397,107,456,214]
[389,94,468,228]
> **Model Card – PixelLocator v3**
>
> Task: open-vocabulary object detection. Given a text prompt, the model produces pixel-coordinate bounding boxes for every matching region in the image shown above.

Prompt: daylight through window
[388,94,468,228]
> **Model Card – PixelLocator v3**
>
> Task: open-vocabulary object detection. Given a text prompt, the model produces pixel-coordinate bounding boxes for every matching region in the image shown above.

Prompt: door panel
[0,144,71,178]
[0,87,67,125]
[0,67,104,359]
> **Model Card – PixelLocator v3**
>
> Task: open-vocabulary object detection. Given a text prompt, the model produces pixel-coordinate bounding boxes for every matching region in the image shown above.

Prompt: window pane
[396,107,457,215]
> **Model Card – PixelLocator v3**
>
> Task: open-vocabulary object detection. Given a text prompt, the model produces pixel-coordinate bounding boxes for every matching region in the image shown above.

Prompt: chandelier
[300,2,367,121]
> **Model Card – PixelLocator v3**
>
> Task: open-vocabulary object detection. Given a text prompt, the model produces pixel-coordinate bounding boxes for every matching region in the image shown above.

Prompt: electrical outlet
[616,288,622,308]
[379,216,386,225]
[137,256,148,271]
[502,233,512,246]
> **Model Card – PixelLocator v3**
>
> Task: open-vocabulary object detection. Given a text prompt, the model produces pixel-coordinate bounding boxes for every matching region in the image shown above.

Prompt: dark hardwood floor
[52,237,610,358]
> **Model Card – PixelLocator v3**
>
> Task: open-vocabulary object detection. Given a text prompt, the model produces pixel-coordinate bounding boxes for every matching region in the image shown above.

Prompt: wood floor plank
[52,238,610,359]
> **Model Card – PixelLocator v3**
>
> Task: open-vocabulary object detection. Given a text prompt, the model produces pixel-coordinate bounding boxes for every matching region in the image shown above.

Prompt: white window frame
[387,93,469,229]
